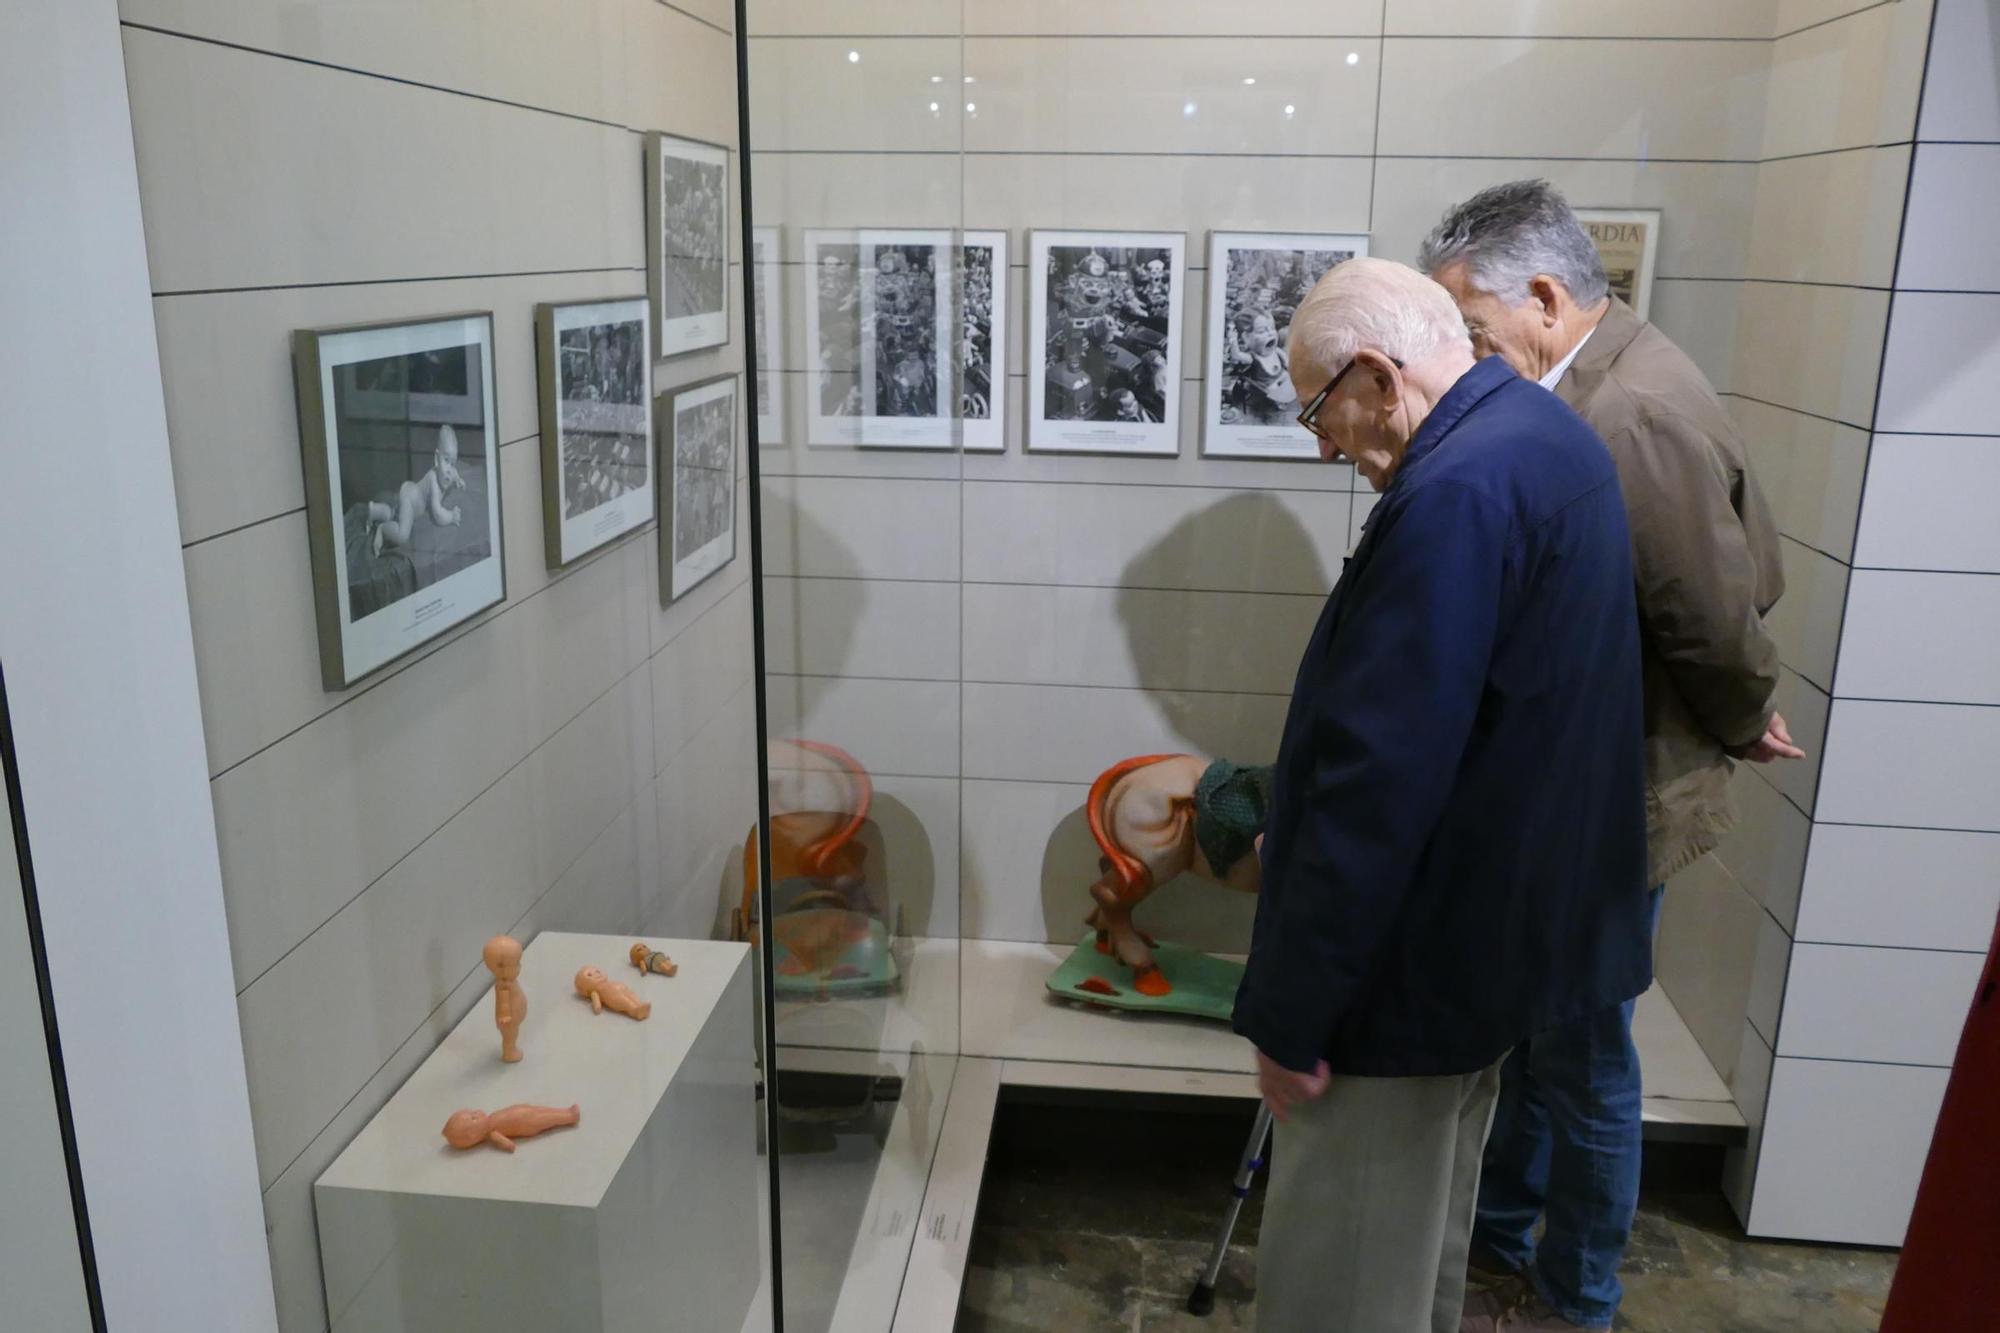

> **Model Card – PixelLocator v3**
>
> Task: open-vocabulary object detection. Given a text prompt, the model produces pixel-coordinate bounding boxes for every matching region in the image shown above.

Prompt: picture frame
[1028,229,1186,456]
[659,373,738,603]
[645,132,731,358]
[292,312,505,690]
[535,296,654,568]
[1574,208,1661,321]
[751,225,785,447]
[802,227,955,450]
[956,229,1008,454]
[1201,230,1369,461]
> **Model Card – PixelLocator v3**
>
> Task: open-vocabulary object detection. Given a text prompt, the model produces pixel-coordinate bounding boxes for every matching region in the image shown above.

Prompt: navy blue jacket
[1233,357,1652,1078]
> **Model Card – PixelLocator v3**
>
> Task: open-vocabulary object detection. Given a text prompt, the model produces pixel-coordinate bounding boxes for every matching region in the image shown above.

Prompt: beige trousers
[1255,1060,1504,1333]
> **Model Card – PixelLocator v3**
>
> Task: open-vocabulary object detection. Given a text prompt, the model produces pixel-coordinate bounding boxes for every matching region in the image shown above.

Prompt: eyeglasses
[1296,354,1403,440]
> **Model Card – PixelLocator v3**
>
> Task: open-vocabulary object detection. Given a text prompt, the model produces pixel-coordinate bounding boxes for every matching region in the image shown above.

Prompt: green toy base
[1045,933,1246,1023]
[772,915,900,997]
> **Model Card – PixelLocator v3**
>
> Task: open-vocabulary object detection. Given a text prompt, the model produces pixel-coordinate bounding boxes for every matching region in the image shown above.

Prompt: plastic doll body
[442,1103,580,1152]
[629,942,678,978]
[574,965,651,1020]
[483,935,527,1063]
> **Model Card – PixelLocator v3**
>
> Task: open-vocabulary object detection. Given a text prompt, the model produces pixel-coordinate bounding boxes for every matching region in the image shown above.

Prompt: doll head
[575,965,610,996]
[1245,312,1279,352]
[434,424,464,492]
[482,935,522,981]
[443,1109,490,1149]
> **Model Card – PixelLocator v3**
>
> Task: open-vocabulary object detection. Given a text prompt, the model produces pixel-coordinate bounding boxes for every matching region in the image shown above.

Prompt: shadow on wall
[758,482,865,679]
[1114,489,1328,760]
[1022,492,1331,954]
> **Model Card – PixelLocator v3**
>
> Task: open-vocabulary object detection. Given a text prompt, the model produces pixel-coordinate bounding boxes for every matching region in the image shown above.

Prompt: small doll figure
[574,965,651,1020]
[442,1103,580,1153]
[483,935,526,1064]
[630,943,678,978]
[369,423,466,556]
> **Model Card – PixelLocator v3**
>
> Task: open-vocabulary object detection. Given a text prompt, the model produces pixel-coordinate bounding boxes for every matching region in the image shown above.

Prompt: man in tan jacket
[1419,180,1803,1333]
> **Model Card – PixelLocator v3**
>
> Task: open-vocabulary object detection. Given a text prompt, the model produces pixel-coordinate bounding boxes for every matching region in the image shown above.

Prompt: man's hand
[1741,711,1806,763]
[1256,1050,1331,1123]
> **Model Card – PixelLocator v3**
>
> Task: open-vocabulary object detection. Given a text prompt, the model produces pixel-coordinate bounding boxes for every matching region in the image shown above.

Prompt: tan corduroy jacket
[1556,299,1785,885]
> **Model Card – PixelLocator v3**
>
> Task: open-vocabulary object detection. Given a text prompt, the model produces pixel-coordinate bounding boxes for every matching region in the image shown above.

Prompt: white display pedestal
[315,933,758,1333]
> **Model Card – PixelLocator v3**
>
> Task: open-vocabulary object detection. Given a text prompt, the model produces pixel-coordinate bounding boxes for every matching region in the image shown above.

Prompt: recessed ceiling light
[965,101,977,113]
[1346,51,1360,65]
[929,102,940,112]
[847,50,860,63]
[1183,101,1197,117]
[1242,76,1257,85]
[1284,104,1296,117]
[964,75,976,83]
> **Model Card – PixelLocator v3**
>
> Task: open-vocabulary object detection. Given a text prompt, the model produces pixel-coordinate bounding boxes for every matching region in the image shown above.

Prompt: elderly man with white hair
[1232,258,1653,1333]
[1419,181,1799,1333]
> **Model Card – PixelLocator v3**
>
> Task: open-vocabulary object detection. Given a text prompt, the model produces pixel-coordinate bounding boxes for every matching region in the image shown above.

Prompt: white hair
[1287,256,1473,374]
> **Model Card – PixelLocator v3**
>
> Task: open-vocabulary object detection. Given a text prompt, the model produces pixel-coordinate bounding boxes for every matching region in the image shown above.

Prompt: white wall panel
[1647,278,1743,394]
[961,481,1345,594]
[961,584,1319,694]
[1854,435,2000,572]
[1732,281,1889,427]
[1777,943,1985,1065]
[1745,146,1909,288]
[1876,291,2000,435]
[967,0,1381,36]
[747,0,960,36]
[1372,158,1758,278]
[1916,0,2000,141]
[1729,397,1869,563]
[763,576,961,681]
[747,37,965,152]
[1817,698,2000,831]
[749,151,963,231]
[1722,1019,1775,1223]
[123,27,638,292]
[1718,766,1812,932]
[1798,824,2000,950]
[1769,668,1830,815]
[1761,1,1933,159]
[961,152,1370,243]
[620,0,743,144]
[1747,908,1791,1047]
[651,581,758,763]
[861,773,963,939]
[1897,145,2000,291]
[962,683,1288,784]
[963,38,1379,156]
[210,537,653,986]
[1655,853,1762,1083]
[760,476,961,581]
[1389,0,1775,39]
[1376,38,1768,160]
[1764,536,1849,692]
[1836,570,2000,704]
[764,674,960,777]
[1749,1057,1945,1244]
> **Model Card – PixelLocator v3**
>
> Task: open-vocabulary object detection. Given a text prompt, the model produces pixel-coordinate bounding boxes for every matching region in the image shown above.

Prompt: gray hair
[1287,256,1472,373]
[1416,179,1609,307]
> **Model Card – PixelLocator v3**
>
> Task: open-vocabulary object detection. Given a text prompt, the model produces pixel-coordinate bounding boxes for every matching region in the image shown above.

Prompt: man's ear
[1360,349,1400,410]
[1529,275,1564,325]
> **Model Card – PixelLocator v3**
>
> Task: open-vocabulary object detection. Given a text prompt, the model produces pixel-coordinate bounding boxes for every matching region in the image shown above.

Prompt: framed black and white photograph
[645,132,730,358]
[1028,229,1186,456]
[1202,231,1368,460]
[292,313,505,689]
[956,229,1008,453]
[803,228,956,450]
[1575,208,1660,321]
[660,373,738,603]
[752,226,785,446]
[535,296,652,568]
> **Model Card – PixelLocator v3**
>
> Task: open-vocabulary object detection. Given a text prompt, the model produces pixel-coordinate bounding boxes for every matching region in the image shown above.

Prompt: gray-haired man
[1419,180,1803,1333]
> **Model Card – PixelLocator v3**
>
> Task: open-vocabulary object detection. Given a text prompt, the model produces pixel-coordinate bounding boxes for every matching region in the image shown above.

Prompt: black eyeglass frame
[1295,354,1404,439]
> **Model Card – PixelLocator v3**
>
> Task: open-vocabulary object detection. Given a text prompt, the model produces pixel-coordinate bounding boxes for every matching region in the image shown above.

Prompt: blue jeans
[1471,885,1664,1328]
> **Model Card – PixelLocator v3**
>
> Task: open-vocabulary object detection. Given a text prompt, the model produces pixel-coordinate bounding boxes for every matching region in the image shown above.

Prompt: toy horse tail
[1087,754,1183,904]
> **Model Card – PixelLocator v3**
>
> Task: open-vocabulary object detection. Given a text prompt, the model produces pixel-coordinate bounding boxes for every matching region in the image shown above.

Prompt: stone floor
[958,1098,1899,1332]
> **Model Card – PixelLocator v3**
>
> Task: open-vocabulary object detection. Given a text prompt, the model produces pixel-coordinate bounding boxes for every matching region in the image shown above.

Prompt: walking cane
[1187,1101,1275,1316]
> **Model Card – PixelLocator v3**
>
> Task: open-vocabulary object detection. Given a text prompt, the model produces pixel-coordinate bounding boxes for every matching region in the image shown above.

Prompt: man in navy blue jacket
[1233,258,1651,1333]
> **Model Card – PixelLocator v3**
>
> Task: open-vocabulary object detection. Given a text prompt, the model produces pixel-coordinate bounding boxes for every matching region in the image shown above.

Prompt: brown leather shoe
[1461,1281,1610,1333]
